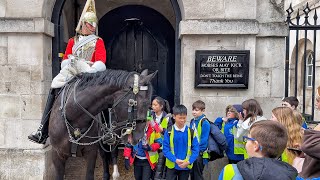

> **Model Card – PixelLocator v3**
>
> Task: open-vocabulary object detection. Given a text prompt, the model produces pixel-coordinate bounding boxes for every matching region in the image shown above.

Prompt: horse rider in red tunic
[28,0,106,144]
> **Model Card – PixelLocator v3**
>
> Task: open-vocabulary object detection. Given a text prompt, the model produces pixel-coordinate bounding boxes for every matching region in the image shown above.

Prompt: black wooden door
[99,5,175,108]
[107,19,163,73]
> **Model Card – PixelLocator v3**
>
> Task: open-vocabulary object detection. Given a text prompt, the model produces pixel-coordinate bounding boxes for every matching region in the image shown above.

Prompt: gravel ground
[63,149,134,180]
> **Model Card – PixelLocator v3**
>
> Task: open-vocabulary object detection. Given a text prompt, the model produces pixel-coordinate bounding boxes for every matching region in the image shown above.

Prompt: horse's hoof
[112,165,120,180]
[112,172,120,180]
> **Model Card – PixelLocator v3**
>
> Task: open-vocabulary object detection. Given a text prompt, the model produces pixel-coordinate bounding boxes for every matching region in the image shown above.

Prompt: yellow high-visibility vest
[160,116,169,129]
[233,126,248,159]
[194,118,209,159]
[148,131,160,163]
[165,127,193,169]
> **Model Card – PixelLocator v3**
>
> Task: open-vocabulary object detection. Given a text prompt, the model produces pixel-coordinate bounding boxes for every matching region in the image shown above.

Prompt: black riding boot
[28,88,56,144]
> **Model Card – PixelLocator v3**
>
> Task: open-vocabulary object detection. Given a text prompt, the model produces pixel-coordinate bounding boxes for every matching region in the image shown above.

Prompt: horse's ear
[140,69,148,76]
[141,70,158,85]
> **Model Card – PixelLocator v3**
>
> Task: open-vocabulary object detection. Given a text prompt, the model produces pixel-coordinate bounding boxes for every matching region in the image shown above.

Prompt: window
[306,53,314,87]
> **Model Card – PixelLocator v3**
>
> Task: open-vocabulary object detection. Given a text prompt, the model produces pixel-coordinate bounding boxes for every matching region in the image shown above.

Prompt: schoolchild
[271,107,303,165]
[214,104,244,164]
[235,99,267,142]
[297,88,320,179]
[163,105,199,180]
[150,96,174,180]
[218,120,298,180]
[282,96,308,129]
[189,100,210,180]
[149,96,173,134]
[123,116,162,180]
[297,124,320,180]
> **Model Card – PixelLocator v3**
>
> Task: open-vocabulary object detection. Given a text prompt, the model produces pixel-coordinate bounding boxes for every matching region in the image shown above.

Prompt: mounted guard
[28,0,106,144]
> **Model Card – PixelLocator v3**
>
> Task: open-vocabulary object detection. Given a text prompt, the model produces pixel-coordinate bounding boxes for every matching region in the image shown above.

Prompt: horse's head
[112,69,157,145]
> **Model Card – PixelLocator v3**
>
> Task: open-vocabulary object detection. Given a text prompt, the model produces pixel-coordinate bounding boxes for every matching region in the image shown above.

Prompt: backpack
[191,118,227,161]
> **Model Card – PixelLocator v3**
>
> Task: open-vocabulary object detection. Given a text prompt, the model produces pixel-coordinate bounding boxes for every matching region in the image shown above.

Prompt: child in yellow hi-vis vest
[150,96,174,180]
[123,115,163,180]
[214,104,245,164]
[235,99,267,142]
[218,120,298,180]
[189,100,210,180]
[163,105,199,180]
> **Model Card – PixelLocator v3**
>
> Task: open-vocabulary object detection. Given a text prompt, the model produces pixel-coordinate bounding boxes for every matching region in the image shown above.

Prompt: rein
[60,73,148,148]
[61,80,105,146]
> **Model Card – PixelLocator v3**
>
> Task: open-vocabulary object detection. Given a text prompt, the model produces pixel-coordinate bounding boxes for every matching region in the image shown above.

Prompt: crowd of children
[123,92,320,180]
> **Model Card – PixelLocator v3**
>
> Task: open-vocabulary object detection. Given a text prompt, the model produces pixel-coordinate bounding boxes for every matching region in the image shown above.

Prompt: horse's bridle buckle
[128,99,137,106]
[74,128,81,138]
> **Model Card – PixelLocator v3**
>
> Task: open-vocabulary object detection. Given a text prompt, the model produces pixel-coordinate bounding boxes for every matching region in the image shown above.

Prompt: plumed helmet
[76,0,98,33]
[83,11,97,28]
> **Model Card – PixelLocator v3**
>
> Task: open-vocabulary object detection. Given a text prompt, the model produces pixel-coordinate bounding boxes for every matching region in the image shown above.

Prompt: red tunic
[62,37,106,63]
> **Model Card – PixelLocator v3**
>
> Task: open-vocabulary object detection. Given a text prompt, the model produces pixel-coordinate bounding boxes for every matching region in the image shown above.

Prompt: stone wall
[179,25,287,120]
[0,1,54,179]
[0,149,46,180]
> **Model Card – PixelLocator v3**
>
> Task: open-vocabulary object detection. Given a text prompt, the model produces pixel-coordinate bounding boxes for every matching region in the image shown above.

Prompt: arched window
[306,53,314,87]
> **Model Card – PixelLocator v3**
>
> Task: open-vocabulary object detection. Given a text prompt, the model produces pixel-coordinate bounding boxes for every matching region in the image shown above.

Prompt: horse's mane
[75,69,135,91]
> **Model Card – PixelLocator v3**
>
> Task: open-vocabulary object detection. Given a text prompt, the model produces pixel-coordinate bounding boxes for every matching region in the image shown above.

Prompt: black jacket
[237,157,298,180]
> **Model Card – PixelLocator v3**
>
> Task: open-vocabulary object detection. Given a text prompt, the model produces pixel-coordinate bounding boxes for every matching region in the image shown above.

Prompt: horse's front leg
[52,150,67,180]
[111,147,120,180]
[99,147,111,180]
[84,146,98,180]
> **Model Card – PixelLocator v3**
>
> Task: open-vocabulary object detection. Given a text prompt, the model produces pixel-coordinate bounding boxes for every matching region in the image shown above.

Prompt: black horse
[48,69,156,180]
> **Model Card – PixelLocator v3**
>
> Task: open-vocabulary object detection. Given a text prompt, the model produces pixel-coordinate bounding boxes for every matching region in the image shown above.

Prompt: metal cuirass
[73,35,97,62]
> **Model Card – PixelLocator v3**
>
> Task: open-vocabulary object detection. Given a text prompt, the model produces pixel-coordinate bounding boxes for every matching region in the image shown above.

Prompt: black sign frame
[195,50,250,89]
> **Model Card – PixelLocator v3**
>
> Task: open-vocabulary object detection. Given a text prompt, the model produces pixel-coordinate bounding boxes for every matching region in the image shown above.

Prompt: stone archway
[50,0,182,104]
[289,38,314,114]
[47,0,182,179]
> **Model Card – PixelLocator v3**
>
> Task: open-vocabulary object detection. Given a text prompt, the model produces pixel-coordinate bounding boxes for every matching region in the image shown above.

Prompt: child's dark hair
[192,100,205,110]
[242,99,263,124]
[172,105,187,115]
[153,96,170,113]
[250,120,288,158]
[282,96,299,109]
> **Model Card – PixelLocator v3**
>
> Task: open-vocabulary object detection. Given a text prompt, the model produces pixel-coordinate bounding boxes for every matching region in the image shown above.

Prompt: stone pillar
[0,1,54,179]
[255,0,287,117]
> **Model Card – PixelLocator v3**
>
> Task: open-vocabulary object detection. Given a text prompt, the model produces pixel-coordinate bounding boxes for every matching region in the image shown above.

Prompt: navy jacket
[215,117,244,161]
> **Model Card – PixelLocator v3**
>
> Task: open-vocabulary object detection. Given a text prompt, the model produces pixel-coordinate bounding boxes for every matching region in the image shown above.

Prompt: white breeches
[51,60,91,88]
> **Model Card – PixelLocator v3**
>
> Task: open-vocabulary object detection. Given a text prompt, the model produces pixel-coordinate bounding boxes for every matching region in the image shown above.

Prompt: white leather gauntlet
[87,61,106,73]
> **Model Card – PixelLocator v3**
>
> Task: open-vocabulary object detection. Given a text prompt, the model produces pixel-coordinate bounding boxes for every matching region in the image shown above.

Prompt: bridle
[102,74,149,141]
[61,73,149,147]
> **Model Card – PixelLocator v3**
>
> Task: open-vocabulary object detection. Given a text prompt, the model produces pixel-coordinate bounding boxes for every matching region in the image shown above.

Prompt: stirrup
[28,130,48,144]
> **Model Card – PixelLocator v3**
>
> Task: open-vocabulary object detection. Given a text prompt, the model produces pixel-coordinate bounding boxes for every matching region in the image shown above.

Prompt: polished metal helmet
[83,11,97,28]
[76,0,98,33]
